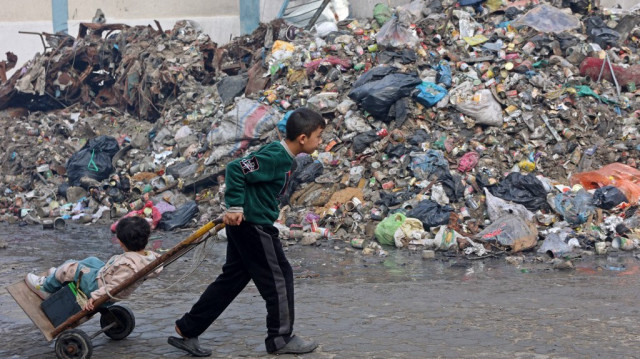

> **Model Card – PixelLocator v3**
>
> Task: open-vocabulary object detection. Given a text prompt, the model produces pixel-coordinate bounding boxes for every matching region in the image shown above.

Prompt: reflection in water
[2,223,640,285]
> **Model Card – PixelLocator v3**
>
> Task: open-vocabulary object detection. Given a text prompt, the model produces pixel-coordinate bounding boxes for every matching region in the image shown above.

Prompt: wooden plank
[6,281,55,341]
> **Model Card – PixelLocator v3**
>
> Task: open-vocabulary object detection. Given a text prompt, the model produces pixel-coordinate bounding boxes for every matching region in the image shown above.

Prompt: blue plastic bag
[413,82,447,108]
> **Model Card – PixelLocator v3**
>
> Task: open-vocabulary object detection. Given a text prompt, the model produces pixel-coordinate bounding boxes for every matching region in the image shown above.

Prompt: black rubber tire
[99,305,135,340]
[55,328,93,359]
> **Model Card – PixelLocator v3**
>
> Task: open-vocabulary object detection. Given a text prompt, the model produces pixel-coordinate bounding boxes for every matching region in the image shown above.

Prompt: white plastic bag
[484,188,535,222]
[450,83,503,126]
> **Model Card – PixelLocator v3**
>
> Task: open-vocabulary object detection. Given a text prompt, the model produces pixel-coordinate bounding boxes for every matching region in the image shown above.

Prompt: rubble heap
[1,0,640,264]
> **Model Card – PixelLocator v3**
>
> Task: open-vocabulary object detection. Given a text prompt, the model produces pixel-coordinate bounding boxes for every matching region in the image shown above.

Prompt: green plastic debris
[373,3,392,26]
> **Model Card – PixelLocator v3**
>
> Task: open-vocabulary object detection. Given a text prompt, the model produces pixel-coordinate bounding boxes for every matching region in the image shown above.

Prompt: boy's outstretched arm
[224,159,247,226]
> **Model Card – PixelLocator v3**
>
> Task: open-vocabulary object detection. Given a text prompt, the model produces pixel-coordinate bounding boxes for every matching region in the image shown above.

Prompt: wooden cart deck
[7,280,56,341]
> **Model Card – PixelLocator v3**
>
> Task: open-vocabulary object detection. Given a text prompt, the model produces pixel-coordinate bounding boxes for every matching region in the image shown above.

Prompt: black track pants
[176,221,294,352]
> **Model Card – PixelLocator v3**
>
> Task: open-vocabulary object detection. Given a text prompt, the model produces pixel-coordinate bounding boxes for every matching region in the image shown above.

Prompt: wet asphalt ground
[2,223,640,358]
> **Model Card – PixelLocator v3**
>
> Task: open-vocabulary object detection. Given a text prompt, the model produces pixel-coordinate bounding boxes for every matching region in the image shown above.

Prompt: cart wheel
[55,328,93,359]
[99,305,135,340]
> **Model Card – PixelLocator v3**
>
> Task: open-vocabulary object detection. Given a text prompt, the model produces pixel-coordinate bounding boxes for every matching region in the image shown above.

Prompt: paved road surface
[2,224,640,358]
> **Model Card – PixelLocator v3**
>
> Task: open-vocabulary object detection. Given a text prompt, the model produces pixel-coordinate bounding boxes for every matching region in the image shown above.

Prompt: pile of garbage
[1,0,640,265]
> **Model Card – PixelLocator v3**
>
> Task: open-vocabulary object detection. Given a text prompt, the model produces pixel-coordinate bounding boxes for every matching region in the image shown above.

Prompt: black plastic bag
[376,191,413,207]
[439,171,464,202]
[555,32,580,49]
[407,129,430,146]
[348,67,421,121]
[487,173,549,211]
[158,201,199,231]
[406,199,453,230]
[378,50,417,64]
[280,156,323,205]
[217,74,248,106]
[585,16,620,48]
[352,130,380,153]
[385,143,409,158]
[294,159,324,184]
[66,135,119,187]
[592,185,628,210]
[387,97,409,125]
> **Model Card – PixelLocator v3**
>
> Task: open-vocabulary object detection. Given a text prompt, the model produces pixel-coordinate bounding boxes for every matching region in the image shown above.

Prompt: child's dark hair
[116,216,151,251]
[285,108,326,141]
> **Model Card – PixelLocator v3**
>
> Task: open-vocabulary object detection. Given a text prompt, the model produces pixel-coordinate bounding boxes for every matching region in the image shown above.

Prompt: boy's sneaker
[25,273,49,300]
[269,335,318,355]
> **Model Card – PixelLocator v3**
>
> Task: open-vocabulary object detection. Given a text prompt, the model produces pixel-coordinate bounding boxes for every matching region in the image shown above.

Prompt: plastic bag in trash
[406,199,453,230]
[487,172,550,211]
[409,150,449,180]
[551,190,595,225]
[352,130,381,153]
[375,213,406,246]
[476,215,538,253]
[375,14,419,48]
[431,225,461,250]
[512,4,581,33]
[66,135,120,187]
[348,67,421,121]
[413,82,447,108]
[537,228,580,257]
[584,16,620,49]
[592,185,628,210]
[435,61,452,88]
[450,84,503,126]
[373,3,393,26]
[484,188,535,223]
[569,163,640,204]
[393,217,424,248]
[158,201,199,231]
[216,74,248,106]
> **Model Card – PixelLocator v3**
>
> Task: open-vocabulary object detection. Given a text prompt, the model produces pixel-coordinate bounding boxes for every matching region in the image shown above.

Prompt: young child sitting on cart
[26,216,162,311]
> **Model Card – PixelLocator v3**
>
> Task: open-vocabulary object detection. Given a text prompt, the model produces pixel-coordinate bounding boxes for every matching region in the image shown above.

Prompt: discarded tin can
[562,128,576,140]
[110,205,129,219]
[289,229,304,239]
[382,181,395,190]
[350,238,366,249]
[54,217,66,230]
[314,227,331,238]
[371,208,384,221]
[327,205,339,216]
[129,199,145,211]
[42,220,54,230]
[465,195,479,210]
[522,41,536,54]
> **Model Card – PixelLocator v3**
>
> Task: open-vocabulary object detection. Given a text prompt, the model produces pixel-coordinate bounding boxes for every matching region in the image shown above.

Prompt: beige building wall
[0,0,238,22]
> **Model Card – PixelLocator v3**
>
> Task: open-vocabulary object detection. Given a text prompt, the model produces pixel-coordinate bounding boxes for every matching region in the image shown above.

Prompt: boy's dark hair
[116,216,151,251]
[285,107,326,141]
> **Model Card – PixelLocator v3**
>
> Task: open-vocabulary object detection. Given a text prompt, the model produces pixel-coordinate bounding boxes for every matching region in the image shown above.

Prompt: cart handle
[51,218,225,338]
